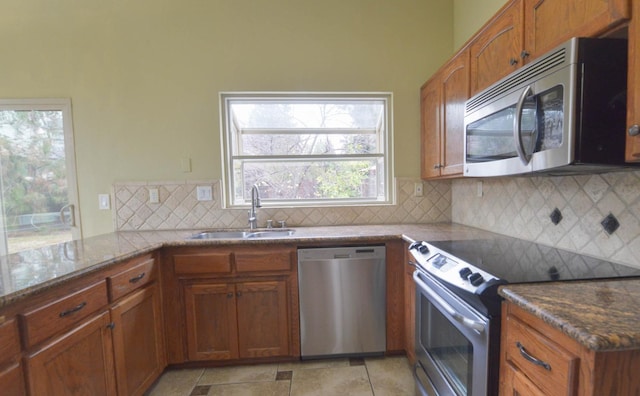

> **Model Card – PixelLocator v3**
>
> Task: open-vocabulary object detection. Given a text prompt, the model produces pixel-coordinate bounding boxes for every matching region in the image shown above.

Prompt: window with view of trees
[220,93,393,207]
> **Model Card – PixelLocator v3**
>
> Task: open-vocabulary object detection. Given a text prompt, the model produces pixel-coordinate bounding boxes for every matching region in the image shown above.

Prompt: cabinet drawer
[235,250,292,272]
[0,318,20,365]
[20,281,108,348]
[174,252,232,275]
[504,314,578,395]
[108,256,156,301]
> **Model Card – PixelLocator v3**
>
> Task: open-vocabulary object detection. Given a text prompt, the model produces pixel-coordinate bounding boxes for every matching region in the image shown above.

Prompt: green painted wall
[453,0,506,51]
[1,0,453,236]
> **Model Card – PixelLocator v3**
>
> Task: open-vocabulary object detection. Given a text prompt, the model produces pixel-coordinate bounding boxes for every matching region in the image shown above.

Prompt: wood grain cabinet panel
[24,310,116,396]
[111,283,166,396]
[108,255,156,301]
[500,302,640,395]
[20,281,108,348]
[0,318,26,395]
[420,49,469,179]
[236,280,289,358]
[470,0,524,95]
[524,0,630,61]
[184,282,239,361]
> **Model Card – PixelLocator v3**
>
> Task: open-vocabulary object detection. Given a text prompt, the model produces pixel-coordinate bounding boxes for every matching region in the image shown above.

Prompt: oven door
[413,269,490,396]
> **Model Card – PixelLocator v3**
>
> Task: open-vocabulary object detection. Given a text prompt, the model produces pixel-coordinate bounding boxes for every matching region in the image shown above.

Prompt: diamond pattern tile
[114,178,452,231]
[452,170,640,268]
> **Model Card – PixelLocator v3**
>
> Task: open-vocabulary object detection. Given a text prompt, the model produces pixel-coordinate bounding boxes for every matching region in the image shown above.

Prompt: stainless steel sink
[188,229,295,240]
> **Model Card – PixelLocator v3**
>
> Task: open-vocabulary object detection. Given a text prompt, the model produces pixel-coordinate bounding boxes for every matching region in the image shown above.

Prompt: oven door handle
[413,271,486,333]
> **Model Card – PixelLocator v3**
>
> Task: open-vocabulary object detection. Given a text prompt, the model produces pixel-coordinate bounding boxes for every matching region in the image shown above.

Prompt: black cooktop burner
[428,237,640,284]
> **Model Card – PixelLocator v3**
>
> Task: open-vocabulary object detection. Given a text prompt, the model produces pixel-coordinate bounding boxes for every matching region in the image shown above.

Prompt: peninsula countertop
[499,280,640,351]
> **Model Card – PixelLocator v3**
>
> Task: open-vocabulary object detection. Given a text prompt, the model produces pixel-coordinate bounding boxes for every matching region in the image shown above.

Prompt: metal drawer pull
[517,341,551,371]
[59,301,87,318]
[129,272,146,283]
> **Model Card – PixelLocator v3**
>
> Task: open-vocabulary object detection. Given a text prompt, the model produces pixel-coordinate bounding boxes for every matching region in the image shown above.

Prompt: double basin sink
[188,228,295,240]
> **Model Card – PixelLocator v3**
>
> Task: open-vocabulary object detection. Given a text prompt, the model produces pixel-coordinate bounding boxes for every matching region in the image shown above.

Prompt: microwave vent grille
[466,47,567,113]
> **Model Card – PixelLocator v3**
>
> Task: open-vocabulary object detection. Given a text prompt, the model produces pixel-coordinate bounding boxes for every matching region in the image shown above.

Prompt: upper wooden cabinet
[626,0,640,161]
[470,0,524,96]
[421,49,469,179]
[467,0,630,97]
[524,0,630,61]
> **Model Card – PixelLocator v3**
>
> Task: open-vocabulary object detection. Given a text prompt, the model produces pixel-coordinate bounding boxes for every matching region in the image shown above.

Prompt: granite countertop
[0,223,490,309]
[500,280,640,351]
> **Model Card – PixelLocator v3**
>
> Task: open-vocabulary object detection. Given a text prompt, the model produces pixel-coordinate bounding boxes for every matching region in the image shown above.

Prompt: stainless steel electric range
[408,236,640,396]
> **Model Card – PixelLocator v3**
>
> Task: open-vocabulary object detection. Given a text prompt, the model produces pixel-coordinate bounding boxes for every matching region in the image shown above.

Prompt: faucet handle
[278,220,286,228]
[266,220,273,229]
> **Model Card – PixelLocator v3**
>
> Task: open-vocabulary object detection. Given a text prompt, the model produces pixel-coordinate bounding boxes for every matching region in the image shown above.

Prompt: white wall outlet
[149,188,160,204]
[196,185,213,201]
[98,194,111,210]
[414,182,424,197]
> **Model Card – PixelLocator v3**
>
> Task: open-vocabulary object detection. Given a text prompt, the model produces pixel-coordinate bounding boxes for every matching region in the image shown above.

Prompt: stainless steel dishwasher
[297,245,386,358]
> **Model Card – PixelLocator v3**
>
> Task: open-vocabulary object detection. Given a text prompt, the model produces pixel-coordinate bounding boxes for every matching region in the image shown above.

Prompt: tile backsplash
[452,170,640,268]
[113,178,451,231]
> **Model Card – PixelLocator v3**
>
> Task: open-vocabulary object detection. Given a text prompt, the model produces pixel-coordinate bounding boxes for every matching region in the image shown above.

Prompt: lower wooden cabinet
[500,301,640,395]
[24,310,117,396]
[0,317,25,395]
[111,283,166,396]
[184,279,290,361]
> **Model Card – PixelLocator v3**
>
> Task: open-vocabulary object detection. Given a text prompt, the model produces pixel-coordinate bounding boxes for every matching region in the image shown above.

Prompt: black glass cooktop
[428,237,640,284]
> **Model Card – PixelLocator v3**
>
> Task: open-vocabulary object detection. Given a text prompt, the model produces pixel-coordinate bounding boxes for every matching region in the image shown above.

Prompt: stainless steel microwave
[463,37,631,177]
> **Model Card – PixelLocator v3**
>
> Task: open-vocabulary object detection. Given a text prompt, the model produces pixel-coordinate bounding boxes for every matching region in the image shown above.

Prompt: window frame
[219,92,394,208]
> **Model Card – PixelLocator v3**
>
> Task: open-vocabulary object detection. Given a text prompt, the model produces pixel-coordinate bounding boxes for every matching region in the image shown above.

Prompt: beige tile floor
[146,356,416,396]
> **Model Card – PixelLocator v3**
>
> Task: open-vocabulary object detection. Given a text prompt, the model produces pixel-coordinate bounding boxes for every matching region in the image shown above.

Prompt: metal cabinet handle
[59,301,87,317]
[509,57,518,66]
[129,272,146,283]
[236,291,242,297]
[521,50,530,59]
[227,292,233,298]
[629,125,640,137]
[516,341,551,371]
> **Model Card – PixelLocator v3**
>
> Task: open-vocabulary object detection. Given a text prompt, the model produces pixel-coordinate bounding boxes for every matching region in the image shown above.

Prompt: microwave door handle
[514,85,533,166]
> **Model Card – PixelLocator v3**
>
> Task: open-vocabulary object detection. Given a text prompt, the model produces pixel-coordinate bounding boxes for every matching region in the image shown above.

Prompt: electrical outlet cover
[196,185,213,201]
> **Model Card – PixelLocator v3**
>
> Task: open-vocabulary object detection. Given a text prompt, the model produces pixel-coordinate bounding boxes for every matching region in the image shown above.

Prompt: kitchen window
[220,92,393,208]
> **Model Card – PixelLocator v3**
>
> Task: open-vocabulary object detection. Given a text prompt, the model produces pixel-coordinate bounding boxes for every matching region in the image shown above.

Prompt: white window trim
[219,92,395,209]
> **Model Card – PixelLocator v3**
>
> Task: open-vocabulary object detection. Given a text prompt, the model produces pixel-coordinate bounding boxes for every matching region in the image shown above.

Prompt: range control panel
[408,241,500,294]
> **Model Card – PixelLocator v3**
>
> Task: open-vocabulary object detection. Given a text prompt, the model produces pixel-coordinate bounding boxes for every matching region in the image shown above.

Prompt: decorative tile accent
[113,178,452,231]
[452,170,640,268]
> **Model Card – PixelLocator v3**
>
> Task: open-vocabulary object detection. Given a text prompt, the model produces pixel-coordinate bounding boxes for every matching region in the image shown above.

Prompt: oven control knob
[417,243,429,254]
[459,267,472,280]
[468,272,485,286]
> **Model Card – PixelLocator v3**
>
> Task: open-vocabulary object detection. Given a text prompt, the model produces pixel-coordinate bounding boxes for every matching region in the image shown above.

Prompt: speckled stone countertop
[500,280,640,351]
[0,223,489,309]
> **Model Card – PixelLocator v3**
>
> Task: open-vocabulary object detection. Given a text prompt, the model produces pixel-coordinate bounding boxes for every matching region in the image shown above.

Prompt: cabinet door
[501,361,547,396]
[236,280,290,359]
[626,0,640,161]
[24,311,116,396]
[470,0,524,95]
[0,363,26,396]
[440,49,469,177]
[184,283,238,361]
[420,78,441,179]
[111,283,166,396]
[524,0,630,61]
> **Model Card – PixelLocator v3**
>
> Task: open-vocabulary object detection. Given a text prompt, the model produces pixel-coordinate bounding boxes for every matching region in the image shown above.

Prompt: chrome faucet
[248,184,262,229]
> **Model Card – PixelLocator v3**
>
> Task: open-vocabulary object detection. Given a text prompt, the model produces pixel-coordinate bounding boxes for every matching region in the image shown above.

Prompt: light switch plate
[414,182,423,197]
[196,185,213,201]
[98,194,111,210]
